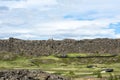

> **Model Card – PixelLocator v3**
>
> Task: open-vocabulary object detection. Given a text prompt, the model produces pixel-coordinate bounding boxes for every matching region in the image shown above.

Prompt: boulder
[87,65,97,68]
[102,68,114,72]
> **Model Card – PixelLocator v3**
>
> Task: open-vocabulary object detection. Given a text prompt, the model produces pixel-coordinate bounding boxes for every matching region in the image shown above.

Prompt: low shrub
[93,71,102,78]
[108,73,120,80]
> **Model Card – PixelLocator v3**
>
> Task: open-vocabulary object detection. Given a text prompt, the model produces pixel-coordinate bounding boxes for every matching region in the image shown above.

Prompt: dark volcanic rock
[87,65,97,68]
[0,69,68,80]
[102,68,114,72]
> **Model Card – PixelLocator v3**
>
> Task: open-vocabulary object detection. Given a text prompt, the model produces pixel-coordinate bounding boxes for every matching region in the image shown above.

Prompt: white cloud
[1,0,58,9]
[14,33,37,39]
[27,19,116,39]
[0,0,120,40]
[115,34,120,38]
[0,26,31,34]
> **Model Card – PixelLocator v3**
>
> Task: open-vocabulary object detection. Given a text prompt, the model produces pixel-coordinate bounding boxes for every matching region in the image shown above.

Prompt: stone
[102,68,114,72]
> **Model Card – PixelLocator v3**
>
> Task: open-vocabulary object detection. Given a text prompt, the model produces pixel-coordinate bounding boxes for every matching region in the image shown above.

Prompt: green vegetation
[67,53,88,57]
[0,53,119,80]
[107,73,120,80]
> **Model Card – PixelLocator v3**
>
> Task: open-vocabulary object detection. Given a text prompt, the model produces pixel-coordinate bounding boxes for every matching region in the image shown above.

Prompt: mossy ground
[0,53,120,80]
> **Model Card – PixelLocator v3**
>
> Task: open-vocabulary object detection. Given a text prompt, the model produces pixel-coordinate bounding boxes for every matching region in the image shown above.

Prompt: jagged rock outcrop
[0,37,120,56]
[0,69,67,80]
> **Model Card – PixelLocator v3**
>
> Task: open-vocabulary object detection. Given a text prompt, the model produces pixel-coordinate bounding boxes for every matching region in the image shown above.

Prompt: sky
[0,0,120,40]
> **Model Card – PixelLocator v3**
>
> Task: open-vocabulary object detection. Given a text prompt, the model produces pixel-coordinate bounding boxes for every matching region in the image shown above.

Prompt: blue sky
[0,0,120,40]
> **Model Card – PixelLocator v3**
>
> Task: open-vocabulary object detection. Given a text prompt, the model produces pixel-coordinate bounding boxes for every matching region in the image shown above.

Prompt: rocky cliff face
[0,37,120,56]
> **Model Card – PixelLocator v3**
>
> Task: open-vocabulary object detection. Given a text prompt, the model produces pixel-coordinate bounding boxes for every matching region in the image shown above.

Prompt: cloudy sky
[0,0,120,40]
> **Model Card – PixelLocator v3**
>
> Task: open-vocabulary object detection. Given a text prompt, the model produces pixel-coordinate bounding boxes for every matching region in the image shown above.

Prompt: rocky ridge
[0,38,120,56]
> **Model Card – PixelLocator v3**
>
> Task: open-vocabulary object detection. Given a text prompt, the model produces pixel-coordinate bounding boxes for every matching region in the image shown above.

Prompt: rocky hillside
[0,37,120,56]
[0,69,67,80]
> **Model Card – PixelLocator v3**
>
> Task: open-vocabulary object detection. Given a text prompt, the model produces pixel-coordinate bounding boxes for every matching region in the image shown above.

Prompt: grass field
[0,53,120,80]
